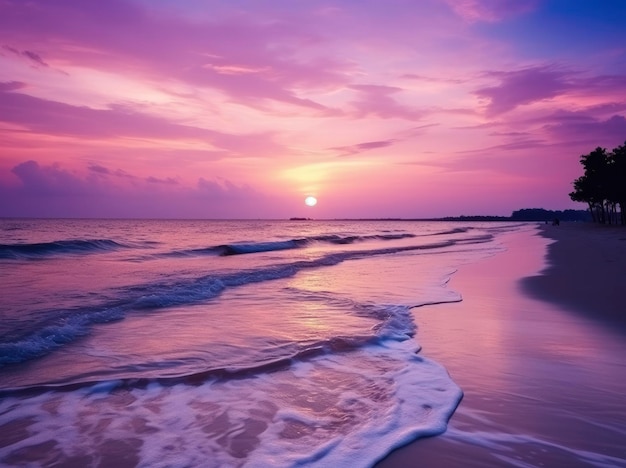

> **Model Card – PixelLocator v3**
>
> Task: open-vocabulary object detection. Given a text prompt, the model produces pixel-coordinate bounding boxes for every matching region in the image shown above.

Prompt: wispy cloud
[0,80,26,92]
[87,164,112,175]
[2,45,49,67]
[348,85,424,121]
[0,87,285,157]
[476,66,572,115]
[442,0,538,23]
[146,176,178,185]
[544,114,626,145]
[331,139,397,157]
[0,0,351,111]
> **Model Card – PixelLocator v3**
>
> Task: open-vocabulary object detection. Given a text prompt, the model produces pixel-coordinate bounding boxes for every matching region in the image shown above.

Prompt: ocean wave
[429,227,472,235]
[0,335,365,396]
[222,239,306,255]
[158,229,491,259]
[155,233,418,258]
[0,296,436,397]
[0,308,126,367]
[0,239,135,259]
[0,235,487,368]
[311,233,417,244]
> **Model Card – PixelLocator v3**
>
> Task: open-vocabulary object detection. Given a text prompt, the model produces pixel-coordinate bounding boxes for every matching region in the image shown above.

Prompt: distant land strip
[314,209,594,222]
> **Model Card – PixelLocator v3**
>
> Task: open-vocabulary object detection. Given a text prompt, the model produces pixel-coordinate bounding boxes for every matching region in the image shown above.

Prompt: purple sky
[1,0,625,218]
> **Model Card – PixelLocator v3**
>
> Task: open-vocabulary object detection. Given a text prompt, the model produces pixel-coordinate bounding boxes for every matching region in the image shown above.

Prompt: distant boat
[289,217,311,221]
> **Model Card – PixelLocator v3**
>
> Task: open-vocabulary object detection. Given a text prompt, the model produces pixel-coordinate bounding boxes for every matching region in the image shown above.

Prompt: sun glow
[305,196,318,207]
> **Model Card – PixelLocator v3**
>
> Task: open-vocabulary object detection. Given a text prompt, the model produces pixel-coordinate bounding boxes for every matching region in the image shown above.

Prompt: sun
[304,196,318,207]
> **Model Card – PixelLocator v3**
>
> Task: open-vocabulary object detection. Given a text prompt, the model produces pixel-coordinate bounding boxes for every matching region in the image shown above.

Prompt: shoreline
[523,223,626,332]
[377,223,626,467]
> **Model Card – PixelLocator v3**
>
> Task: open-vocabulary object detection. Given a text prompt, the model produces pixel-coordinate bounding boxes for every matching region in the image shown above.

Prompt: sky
[1,0,625,219]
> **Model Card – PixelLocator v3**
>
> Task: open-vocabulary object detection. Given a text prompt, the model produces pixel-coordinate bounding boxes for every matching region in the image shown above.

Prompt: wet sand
[524,223,626,331]
[377,224,626,467]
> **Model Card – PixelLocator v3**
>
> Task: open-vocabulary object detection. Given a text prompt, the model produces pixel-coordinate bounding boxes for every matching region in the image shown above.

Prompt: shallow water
[0,219,528,466]
[377,229,626,468]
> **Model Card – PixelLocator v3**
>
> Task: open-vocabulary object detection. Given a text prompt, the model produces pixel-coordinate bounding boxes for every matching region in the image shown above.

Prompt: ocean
[0,219,530,467]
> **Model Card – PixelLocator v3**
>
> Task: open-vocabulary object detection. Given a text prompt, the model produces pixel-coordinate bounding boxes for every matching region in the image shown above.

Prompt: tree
[569,142,626,224]
[608,143,626,225]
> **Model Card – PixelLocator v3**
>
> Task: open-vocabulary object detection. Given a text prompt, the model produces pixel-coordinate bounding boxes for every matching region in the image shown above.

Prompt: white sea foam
[0,339,462,467]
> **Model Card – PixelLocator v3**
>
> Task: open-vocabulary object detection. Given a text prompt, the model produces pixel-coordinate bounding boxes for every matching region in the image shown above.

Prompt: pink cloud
[543,114,626,146]
[583,102,626,116]
[145,176,178,185]
[0,87,285,157]
[0,0,351,110]
[442,0,538,22]
[401,73,466,85]
[472,139,548,153]
[87,164,113,175]
[348,85,424,120]
[476,66,626,117]
[476,66,572,115]
[86,164,138,181]
[197,177,256,201]
[575,75,626,104]
[2,45,49,67]
[331,139,397,157]
[2,159,264,218]
[11,160,101,196]
[0,81,26,92]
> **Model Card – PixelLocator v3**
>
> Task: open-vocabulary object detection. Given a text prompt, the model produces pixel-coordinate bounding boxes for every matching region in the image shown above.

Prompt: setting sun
[305,196,318,207]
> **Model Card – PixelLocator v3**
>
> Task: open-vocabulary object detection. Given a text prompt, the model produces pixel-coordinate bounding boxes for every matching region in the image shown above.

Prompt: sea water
[0,219,528,467]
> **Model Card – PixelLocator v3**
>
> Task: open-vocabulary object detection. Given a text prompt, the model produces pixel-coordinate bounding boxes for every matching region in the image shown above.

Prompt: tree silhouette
[609,142,626,225]
[570,142,626,224]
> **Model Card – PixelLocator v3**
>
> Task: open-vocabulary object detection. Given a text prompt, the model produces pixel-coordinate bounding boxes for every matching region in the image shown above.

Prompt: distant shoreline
[0,208,594,223]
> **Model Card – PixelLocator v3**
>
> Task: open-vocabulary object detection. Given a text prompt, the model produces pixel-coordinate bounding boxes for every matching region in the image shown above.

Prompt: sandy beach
[524,224,626,332]
[377,223,626,467]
